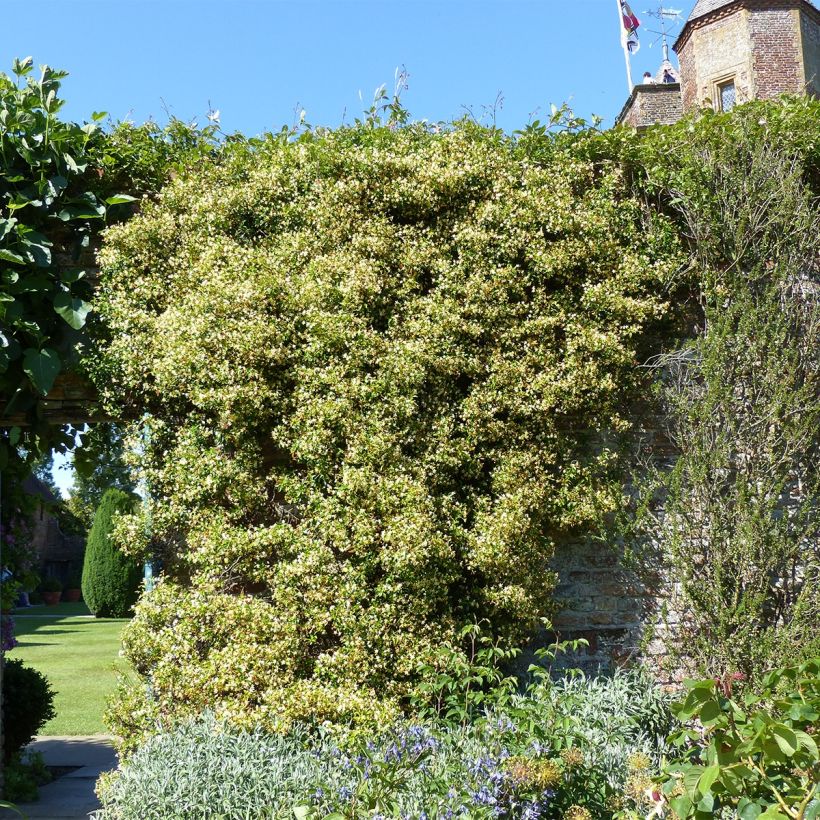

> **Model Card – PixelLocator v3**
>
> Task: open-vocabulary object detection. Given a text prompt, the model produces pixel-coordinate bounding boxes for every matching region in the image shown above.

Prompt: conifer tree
[81,488,142,618]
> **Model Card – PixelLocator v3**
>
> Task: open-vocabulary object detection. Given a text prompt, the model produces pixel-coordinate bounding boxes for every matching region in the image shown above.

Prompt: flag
[621,0,641,54]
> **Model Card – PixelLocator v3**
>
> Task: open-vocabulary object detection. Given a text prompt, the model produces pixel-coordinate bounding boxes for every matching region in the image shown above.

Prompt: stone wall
[802,6,820,93]
[677,5,753,110]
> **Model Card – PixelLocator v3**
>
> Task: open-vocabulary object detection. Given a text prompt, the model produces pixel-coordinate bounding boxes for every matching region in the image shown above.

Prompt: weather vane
[643,5,684,63]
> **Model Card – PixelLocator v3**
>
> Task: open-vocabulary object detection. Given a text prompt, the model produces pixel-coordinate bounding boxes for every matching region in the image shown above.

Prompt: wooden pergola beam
[1,373,112,428]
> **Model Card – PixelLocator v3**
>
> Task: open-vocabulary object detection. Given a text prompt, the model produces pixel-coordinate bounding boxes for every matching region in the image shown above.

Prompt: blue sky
[6,0,695,496]
[5,0,696,135]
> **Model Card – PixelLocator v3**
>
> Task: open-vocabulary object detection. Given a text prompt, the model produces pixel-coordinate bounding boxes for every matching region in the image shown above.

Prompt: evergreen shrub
[93,108,681,737]
[81,488,142,618]
[631,97,820,682]
[658,659,820,818]
[2,658,56,763]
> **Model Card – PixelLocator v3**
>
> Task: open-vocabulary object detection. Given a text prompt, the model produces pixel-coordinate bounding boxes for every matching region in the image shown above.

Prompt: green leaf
[60,194,105,220]
[699,698,723,724]
[292,807,311,820]
[53,292,91,329]
[695,793,715,816]
[670,794,694,818]
[22,347,61,395]
[104,194,137,206]
[738,799,763,820]
[763,738,787,764]
[60,269,86,284]
[697,762,721,797]
[0,249,26,265]
[772,724,799,757]
[805,799,820,820]
[0,217,17,241]
[795,730,819,759]
[758,807,789,820]
[684,765,705,798]
[22,239,51,267]
[9,426,21,446]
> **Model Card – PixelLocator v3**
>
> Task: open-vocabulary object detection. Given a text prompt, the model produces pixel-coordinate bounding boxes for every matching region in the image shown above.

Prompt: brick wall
[802,8,820,94]
[678,44,699,113]
[748,6,804,97]
[678,7,753,111]
[676,1,820,113]
[617,84,683,128]
[548,539,654,673]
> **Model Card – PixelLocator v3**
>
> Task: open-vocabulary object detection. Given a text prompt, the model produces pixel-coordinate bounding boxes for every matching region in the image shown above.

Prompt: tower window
[718,80,736,112]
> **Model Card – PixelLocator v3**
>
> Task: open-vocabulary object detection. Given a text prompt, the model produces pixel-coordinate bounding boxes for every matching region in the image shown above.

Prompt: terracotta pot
[42,591,61,606]
[62,588,81,603]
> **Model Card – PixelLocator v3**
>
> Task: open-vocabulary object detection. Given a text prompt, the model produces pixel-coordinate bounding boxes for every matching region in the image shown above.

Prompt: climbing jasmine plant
[93,113,681,740]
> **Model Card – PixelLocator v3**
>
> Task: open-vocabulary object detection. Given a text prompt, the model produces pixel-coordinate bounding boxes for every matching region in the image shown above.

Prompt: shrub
[82,488,142,618]
[658,658,820,819]
[96,671,673,820]
[95,713,335,820]
[94,111,680,737]
[2,659,56,763]
[2,751,51,802]
[631,102,820,682]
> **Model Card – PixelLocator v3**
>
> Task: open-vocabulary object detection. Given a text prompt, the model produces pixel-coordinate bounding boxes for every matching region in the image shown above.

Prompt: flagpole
[616,0,634,93]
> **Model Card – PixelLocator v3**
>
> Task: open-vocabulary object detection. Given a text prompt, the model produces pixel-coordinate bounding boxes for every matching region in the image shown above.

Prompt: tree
[66,424,136,529]
[81,488,142,618]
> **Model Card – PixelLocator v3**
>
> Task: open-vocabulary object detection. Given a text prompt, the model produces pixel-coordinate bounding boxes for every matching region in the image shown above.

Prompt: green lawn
[9,602,130,735]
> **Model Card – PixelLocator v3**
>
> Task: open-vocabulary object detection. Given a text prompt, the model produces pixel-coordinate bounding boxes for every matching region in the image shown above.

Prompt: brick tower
[617,0,820,127]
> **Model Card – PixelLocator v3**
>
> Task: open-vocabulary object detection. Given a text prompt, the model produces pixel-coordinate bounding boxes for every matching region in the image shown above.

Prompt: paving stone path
[1,736,117,820]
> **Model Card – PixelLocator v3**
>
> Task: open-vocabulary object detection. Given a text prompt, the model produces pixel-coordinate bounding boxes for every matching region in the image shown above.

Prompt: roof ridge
[688,0,817,23]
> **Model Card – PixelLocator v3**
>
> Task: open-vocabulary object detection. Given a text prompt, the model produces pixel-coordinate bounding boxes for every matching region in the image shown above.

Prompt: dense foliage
[81,487,142,617]
[96,670,672,819]
[0,59,134,460]
[1,750,51,803]
[660,659,820,819]
[66,423,137,529]
[631,98,820,680]
[0,59,218,623]
[1,658,56,763]
[92,111,681,732]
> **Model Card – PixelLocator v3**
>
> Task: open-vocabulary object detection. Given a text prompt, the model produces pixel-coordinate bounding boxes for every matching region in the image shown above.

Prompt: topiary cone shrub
[81,488,142,618]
